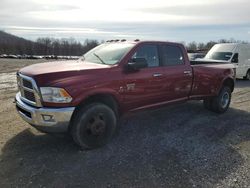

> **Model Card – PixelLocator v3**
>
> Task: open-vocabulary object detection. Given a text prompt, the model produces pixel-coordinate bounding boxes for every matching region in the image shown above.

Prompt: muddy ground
[0,58,249,188]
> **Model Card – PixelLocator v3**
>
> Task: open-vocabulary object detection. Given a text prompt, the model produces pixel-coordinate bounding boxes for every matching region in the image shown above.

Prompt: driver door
[121,43,168,111]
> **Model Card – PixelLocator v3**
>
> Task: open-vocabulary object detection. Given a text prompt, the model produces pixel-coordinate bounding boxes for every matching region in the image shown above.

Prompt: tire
[244,70,250,80]
[207,86,231,113]
[71,103,117,149]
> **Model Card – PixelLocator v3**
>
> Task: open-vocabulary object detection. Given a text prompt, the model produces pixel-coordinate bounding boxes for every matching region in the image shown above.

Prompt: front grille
[23,79,33,89]
[23,90,36,102]
[17,73,41,107]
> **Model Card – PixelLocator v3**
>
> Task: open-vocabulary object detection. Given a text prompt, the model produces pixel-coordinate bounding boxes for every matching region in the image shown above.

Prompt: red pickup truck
[16,40,235,149]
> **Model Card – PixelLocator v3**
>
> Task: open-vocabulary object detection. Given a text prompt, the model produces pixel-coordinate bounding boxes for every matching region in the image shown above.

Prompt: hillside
[0,31,35,55]
[0,31,99,56]
[0,31,32,44]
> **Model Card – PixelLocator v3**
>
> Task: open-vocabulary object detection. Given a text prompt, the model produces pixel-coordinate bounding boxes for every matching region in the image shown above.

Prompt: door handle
[153,73,163,77]
[183,70,192,75]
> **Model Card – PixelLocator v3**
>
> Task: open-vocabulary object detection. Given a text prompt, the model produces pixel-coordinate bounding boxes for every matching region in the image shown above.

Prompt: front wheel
[70,103,117,149]
[203,86,231,113]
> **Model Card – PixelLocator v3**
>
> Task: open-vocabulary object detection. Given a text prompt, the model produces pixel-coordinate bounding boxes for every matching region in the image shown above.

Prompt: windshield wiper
[93,53,106,64]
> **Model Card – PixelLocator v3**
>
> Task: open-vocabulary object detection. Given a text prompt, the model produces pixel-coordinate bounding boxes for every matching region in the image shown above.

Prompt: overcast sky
[1,0,250,43]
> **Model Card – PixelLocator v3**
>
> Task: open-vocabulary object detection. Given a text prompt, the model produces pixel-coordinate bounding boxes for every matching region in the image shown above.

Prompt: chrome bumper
[15,92,75,133]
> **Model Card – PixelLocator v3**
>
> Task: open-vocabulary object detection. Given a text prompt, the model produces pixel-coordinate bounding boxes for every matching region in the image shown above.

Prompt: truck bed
[190,62,235,98]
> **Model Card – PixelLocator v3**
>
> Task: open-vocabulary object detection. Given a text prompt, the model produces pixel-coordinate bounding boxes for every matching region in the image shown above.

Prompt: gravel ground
[0,58,250,188]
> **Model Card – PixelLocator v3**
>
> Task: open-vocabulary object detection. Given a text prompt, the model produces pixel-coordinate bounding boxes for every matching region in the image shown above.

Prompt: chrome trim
[22,86,33,92]
[17,73,42,107]
[183,70,192,76]
[15,92,75,133]
[153,73,163,77]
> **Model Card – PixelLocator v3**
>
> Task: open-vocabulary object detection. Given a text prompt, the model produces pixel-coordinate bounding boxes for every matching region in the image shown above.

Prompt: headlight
[40,87,72,103]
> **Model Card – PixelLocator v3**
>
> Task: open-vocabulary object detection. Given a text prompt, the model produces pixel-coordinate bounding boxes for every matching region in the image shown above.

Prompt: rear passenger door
[159,44,193,100]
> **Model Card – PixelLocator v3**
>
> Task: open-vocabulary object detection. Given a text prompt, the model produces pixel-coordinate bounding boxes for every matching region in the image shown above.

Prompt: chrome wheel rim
[221,92,229,109]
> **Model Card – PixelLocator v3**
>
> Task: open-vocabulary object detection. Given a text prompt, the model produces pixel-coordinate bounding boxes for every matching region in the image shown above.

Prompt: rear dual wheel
[203,86,231,113]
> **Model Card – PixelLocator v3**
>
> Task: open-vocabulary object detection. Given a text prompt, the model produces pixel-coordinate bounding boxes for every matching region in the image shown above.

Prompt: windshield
[81,43,135,65]
[205,44,236,61]
[205,52,233,61]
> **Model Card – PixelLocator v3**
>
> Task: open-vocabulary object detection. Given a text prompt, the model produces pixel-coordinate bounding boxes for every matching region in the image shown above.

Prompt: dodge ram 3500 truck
[15,40,235,149]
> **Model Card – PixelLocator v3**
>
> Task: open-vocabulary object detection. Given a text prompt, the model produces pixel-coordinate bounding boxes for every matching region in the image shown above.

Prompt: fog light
[42,115,54,122]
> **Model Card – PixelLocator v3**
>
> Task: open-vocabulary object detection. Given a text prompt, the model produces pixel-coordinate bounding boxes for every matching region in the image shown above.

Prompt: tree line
[185,38,249,52]
[0,31,249,55]
[0,31,99,56]
[34,38,99,56]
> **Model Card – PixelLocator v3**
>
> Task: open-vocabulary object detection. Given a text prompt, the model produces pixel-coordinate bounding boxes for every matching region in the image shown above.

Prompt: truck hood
[19,60,112,77]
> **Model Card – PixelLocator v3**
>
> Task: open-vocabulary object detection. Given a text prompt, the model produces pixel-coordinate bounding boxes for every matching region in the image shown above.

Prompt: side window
[162,45,184,66]
[231,53,239,63]
[132,44,159,67]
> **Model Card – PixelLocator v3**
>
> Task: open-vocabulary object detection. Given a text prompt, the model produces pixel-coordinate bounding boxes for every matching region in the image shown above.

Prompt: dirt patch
[0,58,48,73]
[0,59,250,188]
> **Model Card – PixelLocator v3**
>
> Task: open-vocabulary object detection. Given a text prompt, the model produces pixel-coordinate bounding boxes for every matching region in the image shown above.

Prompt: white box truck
[204,43,250,79]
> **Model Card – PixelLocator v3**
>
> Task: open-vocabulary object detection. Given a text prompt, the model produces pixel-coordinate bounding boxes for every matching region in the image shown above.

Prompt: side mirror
[125,58,148,72]
[231,53,239,63]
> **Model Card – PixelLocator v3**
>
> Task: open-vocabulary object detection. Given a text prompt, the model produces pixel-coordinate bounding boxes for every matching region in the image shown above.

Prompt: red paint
[19,41,235,113]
